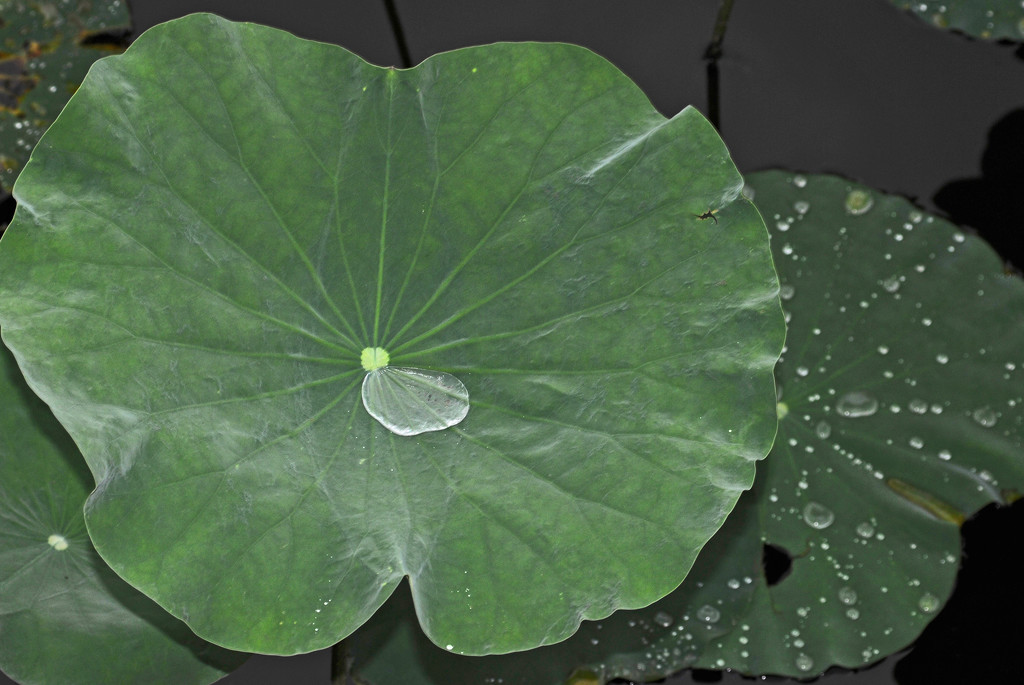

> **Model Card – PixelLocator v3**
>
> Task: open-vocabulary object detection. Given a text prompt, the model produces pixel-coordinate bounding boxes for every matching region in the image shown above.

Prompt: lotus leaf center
[360,347,390,371]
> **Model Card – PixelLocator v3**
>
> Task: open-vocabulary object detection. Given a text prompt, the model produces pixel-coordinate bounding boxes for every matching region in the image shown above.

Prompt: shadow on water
[894,500,1024,685]
[933,109,1024,271]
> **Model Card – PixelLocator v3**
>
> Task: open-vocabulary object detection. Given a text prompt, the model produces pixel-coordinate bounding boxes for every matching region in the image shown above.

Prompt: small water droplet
[776,220,791,232]
[846,608,860,620]
[653,611,674,628]
[971,406,998,428]
[727,578,741,590]
[836,391,878,418]
[696,605,721,624]
[936,354,949,365]
[856,522,875,538]
[838,586,858,605]
[844,189,874,215]
[803,502,835,530]
[909,399,928,414]
[909,436,924,449]
[792,174,808,188]
[446,644,454,651]
[918,593,940,613]
[881,276,901,293]
[796,366,809,377]
[795,653,814,672]
[794,200,810,215]
[47,534,69,551]
[814,421,832,439]
[937,449,952,461]
[780,284,795,300]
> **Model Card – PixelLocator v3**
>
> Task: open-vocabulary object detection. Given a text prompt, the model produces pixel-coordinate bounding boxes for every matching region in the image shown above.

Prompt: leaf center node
[360,347,390,371]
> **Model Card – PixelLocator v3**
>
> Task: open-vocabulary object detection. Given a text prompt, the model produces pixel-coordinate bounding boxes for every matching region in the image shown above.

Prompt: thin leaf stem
[382,0,413,68]
[329,641,349,683]
[704,0,736,130]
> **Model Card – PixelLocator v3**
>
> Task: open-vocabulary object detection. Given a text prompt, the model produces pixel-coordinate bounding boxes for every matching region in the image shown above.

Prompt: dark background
[3,1,1023,683]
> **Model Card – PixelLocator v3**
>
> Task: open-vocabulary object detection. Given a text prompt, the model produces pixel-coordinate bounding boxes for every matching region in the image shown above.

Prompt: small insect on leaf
[696,209,719,224]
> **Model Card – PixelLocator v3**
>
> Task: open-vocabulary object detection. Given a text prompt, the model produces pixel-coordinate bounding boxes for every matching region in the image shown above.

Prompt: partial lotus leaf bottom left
[0,345,246,684]
[0,13,784,656]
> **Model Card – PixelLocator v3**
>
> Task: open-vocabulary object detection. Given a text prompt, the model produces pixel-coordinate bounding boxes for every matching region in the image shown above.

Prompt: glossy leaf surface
[0,0,131,193]
[0,346,245,684]
[0,14,783,656]
[344,172,1024,682]
[684,171,1023,676]
[890,0,1024,39]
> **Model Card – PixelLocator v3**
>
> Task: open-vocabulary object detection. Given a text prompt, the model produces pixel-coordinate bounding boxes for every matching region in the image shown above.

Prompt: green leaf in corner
[0,345,246,685]
[889,0,1024,40]
[0,0,132,193]
[0,14,784,656]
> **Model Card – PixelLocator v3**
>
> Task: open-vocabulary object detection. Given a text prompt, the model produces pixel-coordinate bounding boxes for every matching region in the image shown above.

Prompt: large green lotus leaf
[0,0,131,193]
[343,171,1024,683]
[0,344,246,684]
[889,0,1024,40]
[0,14,783,656]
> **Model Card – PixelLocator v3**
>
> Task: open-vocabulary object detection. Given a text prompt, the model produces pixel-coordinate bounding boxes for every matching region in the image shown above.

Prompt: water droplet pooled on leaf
[881,275,901,293]
[795,653,814,672]
[802,502,835,530]
[653,611,674,628]
[696,604,721,623]
[360,351,470,436]
[844,189,874,215]
[835,391,879,418]
[918,592,940,614]
[971,406,998,428]
[838,586,858,605]
[814,421,832,439]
